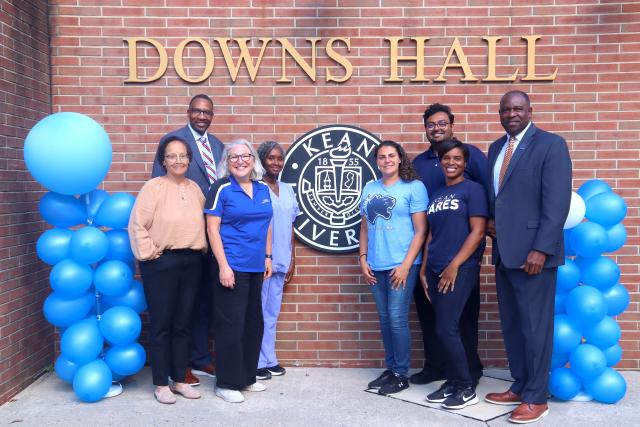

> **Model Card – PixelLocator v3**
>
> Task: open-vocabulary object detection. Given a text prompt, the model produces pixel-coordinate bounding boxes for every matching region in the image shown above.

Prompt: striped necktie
[498,136,516,189]
[197,135,217,183]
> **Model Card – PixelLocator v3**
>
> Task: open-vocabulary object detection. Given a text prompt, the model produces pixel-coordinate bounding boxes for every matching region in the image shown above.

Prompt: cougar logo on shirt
[364,194,396,224]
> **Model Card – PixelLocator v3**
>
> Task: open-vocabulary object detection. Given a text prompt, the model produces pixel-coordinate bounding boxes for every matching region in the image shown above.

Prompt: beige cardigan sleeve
[128,180,162,261]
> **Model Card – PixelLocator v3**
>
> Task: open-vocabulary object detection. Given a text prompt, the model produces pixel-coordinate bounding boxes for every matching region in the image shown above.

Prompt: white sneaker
[215,386,245,403]
[243,382,267,392]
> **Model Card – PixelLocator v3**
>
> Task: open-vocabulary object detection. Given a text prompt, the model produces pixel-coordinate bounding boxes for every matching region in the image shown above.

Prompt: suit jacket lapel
[183,126,207,177]
[501,124,536,190]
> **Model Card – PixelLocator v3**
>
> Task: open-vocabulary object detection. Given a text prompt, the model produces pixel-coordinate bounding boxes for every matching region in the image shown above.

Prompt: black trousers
[214,271,264,390]
[189,252,219,369]
[140,250,202,386]
[427,265,481,389]
[413,272,483,380]
[496,260,556,404]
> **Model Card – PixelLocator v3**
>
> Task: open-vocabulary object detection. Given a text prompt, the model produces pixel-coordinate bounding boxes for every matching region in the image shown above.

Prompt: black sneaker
[367,369,393,389]
[256,368,272,380]
[410,370,445,385]
[378,373,409,395]
[425,382,457,403]
[266,365,286,376]
[442,387,479,410]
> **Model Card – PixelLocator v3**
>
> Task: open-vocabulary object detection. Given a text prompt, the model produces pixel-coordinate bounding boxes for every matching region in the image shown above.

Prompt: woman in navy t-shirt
[419,138,488,410]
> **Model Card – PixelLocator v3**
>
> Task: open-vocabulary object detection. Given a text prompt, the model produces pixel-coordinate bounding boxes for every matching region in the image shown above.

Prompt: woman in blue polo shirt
[359,140,428,396]
[420,138,487,410]
[205,139,273,403]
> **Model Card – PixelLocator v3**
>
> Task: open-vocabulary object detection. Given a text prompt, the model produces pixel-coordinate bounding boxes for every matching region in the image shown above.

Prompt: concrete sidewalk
[1,368,637,426]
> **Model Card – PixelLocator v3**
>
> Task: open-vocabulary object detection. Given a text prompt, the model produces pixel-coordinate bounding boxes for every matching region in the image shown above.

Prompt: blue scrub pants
[258,272,285,369]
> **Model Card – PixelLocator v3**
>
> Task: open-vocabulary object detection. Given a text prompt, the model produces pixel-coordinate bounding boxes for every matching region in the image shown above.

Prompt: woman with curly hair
[359,140,428,395]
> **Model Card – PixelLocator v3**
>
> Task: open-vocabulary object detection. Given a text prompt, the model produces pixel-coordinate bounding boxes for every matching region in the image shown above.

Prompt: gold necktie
[498,136,516,188]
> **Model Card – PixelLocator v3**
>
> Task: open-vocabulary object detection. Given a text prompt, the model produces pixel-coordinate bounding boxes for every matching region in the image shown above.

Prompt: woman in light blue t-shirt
[359,140,428,396]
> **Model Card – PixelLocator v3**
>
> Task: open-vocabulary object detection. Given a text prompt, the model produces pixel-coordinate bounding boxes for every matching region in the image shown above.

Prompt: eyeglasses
[165,154,189,162]
[426,120,450,130]
[229,153,254,163]
[189,108,213,117]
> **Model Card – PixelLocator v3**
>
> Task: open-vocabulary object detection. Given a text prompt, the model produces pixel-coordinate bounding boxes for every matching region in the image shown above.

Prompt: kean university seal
[280,125,381,253]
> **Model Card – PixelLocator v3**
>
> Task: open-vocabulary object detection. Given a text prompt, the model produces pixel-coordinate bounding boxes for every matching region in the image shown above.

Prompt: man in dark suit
[485,91,571,423]
[412,103,488,388]
[152,94,224,385]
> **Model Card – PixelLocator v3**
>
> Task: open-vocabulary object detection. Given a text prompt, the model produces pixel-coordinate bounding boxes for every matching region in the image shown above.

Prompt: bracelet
[265,254,272,259]
[359,253,367,259]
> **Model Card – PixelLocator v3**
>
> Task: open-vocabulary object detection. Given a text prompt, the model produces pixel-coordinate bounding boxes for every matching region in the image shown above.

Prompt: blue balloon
[37,228,74,265]
[104,229,134,263]
[577,179,611,202]
[43,291,95,327]
[585,192,627,228]
[602,283,630,316]
[553,314,582,354]
[102,279,146,314]
[549,367,581,400]
[566,286,607,327]
[54,354,80,383]
[105,342,146,376]
[563,229,576,257]
[554,292,568,314]
[602,344,623,367]
[39,192,86,228]
[584,368,626,404]
[570,343,607,380]
[72,359,112,403]
[584,316,621,349]
[550,351,569,369]
[94,192,136,229]
[24,112,112,195]
[570,222,608,258]
[99,306,142,346]
[70,226,109,265]
[94,260,133,297]
[83,189,109,223]
[605,223,627,253]
[579,256,620,290]
[557,258,580,294]
[49,259,94,298]
[61,318,104,365]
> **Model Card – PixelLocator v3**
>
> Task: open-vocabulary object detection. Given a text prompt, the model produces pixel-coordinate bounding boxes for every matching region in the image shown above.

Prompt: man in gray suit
[152,94,224,385]
[484,91,571,423]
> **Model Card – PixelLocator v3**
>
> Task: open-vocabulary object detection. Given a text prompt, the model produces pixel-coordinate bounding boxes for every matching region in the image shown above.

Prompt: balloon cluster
[550,179,629,404]
[25,112,146,402]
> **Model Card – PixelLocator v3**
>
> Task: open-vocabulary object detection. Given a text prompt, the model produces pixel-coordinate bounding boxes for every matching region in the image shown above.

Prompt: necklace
[178,184,188,200]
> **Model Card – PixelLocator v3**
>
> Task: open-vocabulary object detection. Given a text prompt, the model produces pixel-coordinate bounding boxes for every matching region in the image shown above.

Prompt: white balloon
[564,191,586,229]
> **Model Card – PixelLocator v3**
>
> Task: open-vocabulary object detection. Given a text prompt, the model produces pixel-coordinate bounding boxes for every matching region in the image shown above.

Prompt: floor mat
[365,374,516,422]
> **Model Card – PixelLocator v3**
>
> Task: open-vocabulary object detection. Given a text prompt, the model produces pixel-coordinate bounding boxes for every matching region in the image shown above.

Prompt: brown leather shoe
[191,363,216,378]
[485,389,522,405]
[184,369,200,386]
[508,403,549,424]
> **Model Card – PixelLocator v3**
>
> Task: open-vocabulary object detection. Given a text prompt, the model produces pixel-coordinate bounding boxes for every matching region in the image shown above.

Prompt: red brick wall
[0,0,53,404]
[45,0,639,371]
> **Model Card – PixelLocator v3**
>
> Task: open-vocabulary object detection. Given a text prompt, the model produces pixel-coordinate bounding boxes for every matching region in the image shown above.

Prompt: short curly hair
[156,136,193,172]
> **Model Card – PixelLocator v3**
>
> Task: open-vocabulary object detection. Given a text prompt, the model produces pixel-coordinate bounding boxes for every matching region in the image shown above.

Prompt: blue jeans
[370,265,419,376]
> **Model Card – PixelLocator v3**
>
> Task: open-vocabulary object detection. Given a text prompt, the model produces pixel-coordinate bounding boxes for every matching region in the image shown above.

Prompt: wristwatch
[265,254,273,259]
